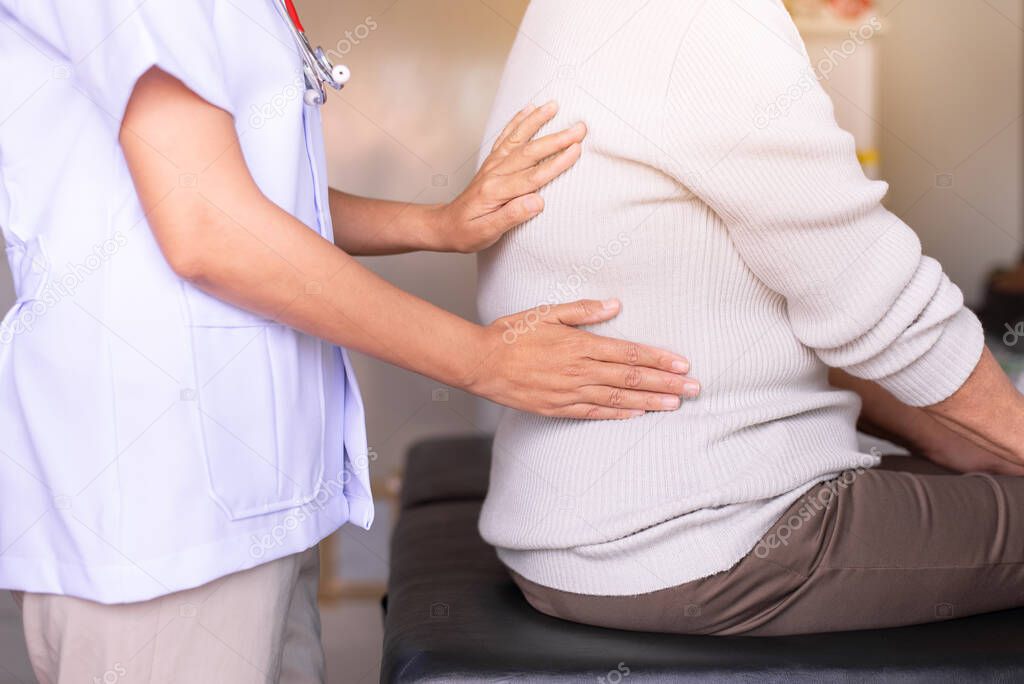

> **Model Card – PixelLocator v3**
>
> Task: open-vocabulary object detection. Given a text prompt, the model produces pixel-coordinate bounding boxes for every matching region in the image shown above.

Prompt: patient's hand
[437,101,586,253]
[463,298,700,420]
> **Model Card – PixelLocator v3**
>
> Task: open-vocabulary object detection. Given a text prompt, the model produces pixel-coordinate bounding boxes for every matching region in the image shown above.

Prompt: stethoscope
[275,0,351,107]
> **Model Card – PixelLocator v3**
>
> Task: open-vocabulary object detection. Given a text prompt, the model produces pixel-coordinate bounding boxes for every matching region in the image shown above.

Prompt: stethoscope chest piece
[278,0,350,107]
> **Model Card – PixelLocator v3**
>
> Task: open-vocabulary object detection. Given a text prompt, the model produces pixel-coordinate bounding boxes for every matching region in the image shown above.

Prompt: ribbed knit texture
[476,0,985,596]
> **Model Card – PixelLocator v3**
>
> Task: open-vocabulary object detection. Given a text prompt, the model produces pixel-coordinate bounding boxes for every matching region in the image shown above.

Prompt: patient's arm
[661,4,1022,461]
[830,365,1024,475]
[927,348,1024,465]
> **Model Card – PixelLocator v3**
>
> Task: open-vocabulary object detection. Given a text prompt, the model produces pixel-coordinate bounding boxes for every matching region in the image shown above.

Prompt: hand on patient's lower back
[465,299,700,420]
[439,101,587,253]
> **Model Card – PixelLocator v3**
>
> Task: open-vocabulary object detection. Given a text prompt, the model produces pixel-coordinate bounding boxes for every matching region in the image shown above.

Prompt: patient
[476,0,1024,636]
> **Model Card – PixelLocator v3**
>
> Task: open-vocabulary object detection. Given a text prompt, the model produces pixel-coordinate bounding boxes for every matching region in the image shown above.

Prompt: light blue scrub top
[0,0,373,603]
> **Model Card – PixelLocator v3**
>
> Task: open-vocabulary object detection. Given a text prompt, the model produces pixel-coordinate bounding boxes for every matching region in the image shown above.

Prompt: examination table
[381,435,1024,683]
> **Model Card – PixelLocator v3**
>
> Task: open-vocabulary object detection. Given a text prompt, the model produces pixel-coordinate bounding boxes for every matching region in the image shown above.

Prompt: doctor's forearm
[327,189,445,256]
[181,199,488,389]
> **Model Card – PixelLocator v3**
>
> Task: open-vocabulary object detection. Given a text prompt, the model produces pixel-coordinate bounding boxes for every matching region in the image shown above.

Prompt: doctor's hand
[463,299,700,420]
[435,101,586,253]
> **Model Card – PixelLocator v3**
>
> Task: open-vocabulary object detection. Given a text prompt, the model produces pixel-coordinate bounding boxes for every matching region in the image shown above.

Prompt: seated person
[475,0,1024,636]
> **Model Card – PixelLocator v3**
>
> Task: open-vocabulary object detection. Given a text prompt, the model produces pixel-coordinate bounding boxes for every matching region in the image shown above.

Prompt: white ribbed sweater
[477,0,984,596]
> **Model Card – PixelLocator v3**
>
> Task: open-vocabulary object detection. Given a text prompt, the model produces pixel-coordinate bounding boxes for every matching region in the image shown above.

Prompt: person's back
[477,0,984,600]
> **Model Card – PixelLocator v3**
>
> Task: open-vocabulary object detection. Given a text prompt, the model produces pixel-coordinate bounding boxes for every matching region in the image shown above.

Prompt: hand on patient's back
[439,101,586,253]
[465,299,700,420]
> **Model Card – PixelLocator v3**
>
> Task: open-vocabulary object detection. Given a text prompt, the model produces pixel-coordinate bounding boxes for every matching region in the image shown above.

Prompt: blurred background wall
[875,0,1022,305]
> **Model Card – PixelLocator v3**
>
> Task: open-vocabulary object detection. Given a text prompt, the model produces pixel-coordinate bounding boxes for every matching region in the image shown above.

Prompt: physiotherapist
[0,1,699,682]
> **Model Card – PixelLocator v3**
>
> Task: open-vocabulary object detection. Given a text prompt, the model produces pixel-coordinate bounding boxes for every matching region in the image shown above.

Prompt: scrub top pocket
[183,284,327,520]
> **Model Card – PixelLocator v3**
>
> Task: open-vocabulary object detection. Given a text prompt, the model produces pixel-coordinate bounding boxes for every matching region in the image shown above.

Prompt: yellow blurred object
[857,148,880,166]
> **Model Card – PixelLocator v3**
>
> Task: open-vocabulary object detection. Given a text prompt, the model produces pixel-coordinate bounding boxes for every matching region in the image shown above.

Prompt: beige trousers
[12,547,323,684]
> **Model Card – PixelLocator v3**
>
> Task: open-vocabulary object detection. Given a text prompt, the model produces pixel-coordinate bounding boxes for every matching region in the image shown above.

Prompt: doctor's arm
[120,67,698,419]
[328,103,586,255]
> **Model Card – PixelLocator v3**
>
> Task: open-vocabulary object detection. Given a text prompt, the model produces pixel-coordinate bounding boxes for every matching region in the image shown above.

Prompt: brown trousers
[513,457,1024,636]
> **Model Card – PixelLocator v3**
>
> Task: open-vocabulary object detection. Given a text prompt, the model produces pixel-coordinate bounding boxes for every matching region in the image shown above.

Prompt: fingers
[586,333,693,375]
[498,142,582,197]
[582,362,699,397]
[478,141,581,209]
[543,298,623,327]
[576,386,683,412]
[559,405,646,421]
[489,298,697,421]
[473,193,544,238]
[491,103,537,152]
[539,300,692,374]
[506,100,559,147]
[501,122,588,173]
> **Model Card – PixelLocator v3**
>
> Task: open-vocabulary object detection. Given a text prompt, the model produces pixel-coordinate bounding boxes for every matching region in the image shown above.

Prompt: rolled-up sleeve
[1,0,235,124]
[663,1,983,406]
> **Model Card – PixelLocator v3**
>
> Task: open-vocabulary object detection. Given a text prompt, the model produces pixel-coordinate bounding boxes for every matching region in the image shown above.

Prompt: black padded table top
[382,435,1024,683]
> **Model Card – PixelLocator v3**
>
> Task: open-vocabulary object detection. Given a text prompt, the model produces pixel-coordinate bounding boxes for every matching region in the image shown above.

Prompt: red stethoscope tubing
[283,0,305,33]
[279,0,350,101]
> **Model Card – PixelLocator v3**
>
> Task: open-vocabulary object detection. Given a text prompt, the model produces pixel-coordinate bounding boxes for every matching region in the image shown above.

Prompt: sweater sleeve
[662,1,983,406]
[1,0,235,126]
